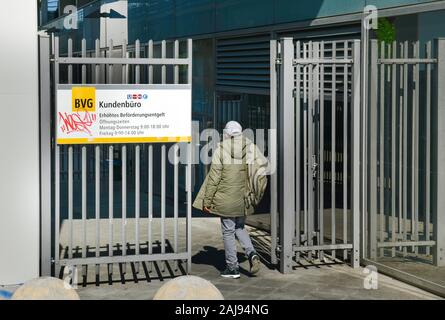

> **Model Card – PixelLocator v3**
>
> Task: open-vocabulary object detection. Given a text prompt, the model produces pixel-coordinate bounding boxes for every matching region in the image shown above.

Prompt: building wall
[128,0,442,42]
[0,0,40,285]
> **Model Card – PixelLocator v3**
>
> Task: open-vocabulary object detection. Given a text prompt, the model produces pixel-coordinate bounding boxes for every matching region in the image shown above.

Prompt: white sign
[56,85,192,144]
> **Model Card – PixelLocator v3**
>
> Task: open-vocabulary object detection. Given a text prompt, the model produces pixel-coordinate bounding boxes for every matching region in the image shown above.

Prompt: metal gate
[271,38,361,273]
[39,35,193,284]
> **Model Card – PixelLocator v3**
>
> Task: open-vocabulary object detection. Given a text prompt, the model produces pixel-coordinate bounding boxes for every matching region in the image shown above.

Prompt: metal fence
[367,39,445,266]
[38,33,445,281]
[41,35,193,282]
[271,38,361,272]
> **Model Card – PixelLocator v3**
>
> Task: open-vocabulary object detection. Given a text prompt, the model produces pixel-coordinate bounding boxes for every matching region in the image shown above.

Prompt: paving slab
[4,217,440,300]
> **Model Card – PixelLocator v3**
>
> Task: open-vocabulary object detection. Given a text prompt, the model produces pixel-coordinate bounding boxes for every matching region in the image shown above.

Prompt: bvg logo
[72,87,96,112]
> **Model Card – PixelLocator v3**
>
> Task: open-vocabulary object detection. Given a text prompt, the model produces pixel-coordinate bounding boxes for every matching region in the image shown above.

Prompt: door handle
[311,154,318,178]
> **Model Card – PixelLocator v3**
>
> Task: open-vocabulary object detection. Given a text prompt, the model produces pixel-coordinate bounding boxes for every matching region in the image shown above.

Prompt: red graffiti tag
[59,111,96,136]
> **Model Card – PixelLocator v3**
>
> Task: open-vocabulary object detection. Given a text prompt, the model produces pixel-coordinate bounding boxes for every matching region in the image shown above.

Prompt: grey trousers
[220,216,255,269]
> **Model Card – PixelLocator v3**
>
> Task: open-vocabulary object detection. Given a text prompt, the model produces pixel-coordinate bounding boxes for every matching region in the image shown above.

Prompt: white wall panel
[0,0,40,285]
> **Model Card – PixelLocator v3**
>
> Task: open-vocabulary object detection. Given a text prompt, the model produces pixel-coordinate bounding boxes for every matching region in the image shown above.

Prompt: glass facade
[39,1,444,50]
[39,0,129,52]
[40,1,102,52]
[215,93,269,133]
[40,0,96,26]
[191,39,216,200]
[126,0,442,42]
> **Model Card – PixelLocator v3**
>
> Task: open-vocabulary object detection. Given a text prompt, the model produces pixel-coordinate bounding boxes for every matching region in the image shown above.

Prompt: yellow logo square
[72,87,96,112]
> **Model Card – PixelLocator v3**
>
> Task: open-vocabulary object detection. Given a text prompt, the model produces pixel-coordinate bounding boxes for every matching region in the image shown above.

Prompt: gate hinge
[275,245,282,254]
[275,57,282,65]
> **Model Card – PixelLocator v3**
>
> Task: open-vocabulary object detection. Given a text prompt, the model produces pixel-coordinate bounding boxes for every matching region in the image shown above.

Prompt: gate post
[351,40,361,268]
[434,38,445,267]
[270,40,278,265]
[39,34,52,276]
[278,38,295,273]
[368,40,379,261]
[187,38,193,273]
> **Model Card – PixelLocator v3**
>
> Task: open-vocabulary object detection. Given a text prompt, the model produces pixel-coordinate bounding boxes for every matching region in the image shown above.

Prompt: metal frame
[277,38,296,273]
[270,39,279,265]
[273,38,361,272]
[368,40,378,260]
[39,34,52,276]
[40,36,194,280]
[351,39,361,268]
[57,57,190,65]
[434,38,445,267]
[57,84,192,90]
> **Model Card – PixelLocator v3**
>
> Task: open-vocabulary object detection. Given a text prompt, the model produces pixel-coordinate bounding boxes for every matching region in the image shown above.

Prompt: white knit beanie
[223,121,243,137]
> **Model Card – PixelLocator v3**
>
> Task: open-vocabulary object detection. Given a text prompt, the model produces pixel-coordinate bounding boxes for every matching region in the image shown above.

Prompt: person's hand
[203,206,211,214]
